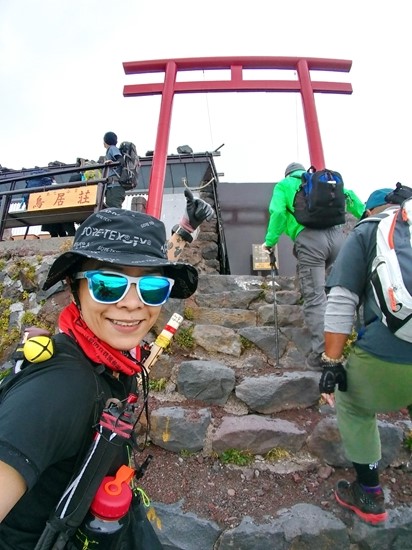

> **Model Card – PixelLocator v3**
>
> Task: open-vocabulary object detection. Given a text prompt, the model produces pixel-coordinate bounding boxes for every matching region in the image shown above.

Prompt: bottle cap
[91,466,134,519]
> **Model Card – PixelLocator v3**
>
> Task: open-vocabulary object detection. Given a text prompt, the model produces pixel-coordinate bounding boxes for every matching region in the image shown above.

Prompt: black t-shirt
[0,335,133,550]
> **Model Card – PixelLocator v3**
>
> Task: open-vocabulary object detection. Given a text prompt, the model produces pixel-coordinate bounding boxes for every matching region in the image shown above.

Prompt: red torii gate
[123,56,352,218]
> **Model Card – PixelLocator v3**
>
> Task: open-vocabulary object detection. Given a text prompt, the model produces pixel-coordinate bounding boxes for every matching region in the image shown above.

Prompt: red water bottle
[73,465,135,549]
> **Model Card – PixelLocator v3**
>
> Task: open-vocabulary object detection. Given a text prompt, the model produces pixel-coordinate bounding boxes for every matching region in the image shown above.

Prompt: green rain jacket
[264,169,365,247]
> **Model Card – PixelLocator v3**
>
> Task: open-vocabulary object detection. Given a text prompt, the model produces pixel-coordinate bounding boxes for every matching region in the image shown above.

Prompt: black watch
[171,224,193,243]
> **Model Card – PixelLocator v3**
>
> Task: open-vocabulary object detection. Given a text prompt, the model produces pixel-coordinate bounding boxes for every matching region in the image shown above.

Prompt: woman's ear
[67,276,81,309]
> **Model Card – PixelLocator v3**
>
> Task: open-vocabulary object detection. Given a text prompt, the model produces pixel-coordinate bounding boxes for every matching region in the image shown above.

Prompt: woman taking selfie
[0,195,213,549]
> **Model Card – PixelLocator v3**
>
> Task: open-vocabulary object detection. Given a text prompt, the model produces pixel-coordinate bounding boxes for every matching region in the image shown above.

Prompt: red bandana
[58,302,142,376]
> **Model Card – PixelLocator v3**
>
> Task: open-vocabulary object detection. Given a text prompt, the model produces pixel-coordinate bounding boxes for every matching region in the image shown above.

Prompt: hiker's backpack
[117,141,140,190]
[359,197,412,342]
[291,166,346,229]
[22,170,54,206]
[83,161,102,182]
[26,169,53,188]
[0,333,161,549]
[384,181,412,206]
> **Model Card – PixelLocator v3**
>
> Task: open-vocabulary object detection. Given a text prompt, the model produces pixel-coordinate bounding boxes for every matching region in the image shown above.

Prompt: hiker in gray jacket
[319,185,412,525]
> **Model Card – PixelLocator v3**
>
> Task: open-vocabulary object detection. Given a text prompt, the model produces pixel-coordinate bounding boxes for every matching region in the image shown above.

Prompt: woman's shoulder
[0,334,97,399]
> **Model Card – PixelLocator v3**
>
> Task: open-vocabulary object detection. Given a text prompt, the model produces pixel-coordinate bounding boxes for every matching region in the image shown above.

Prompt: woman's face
[77,263,164,350]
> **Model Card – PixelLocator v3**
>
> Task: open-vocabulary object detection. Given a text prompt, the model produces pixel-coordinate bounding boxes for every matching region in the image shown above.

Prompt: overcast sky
[1,0,411,202]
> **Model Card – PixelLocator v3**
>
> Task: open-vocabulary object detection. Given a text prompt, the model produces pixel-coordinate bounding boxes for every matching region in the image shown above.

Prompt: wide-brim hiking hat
[43,208,198,298]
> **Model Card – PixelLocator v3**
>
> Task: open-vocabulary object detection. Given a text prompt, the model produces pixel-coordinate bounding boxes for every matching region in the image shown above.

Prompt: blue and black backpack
[291,166,346,229]
[22,169,54,207]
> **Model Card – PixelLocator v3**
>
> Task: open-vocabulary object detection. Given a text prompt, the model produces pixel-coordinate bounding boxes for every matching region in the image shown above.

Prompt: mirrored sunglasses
[75,271,174,306]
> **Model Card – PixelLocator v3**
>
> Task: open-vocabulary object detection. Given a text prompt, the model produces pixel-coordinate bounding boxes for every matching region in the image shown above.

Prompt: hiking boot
[335,479,388,525]
[305,352,323,371]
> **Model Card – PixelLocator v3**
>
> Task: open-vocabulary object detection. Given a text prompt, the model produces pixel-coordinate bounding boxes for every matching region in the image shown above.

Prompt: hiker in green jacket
[262,162,364,370]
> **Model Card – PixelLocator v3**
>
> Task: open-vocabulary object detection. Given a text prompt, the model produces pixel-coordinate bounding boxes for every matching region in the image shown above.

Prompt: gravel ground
[135,407,412,529]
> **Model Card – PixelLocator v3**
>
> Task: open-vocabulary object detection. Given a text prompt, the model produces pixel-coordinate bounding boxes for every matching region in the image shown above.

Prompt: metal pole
[269,250,280,366]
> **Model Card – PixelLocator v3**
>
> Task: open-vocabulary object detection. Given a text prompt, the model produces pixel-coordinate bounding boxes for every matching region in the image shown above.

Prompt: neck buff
[59,302,142,376]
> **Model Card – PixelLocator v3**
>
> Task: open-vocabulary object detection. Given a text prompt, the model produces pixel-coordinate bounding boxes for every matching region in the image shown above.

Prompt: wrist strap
[171,224,193,243]
[321,352,345,364]
[179,218,195,233]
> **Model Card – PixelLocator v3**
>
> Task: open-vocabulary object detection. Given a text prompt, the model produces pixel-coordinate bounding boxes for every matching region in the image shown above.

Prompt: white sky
[1,0,411,202]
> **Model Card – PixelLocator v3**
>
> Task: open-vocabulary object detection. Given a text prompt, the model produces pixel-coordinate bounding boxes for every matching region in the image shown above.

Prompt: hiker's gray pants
[294,226,345,355]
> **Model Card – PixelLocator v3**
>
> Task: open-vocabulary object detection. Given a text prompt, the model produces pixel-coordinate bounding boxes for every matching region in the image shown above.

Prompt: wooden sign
[28,185,98,211]
[252,244,278,271]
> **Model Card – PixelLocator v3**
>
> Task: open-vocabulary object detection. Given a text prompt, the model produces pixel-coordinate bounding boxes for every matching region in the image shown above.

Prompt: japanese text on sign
[28,185,98,211]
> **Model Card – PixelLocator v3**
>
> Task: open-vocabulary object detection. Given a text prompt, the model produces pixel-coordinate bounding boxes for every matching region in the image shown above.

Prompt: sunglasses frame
[75,270,174,306]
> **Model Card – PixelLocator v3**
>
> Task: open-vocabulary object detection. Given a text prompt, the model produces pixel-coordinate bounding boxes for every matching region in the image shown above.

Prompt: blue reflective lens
[75,271,174,306]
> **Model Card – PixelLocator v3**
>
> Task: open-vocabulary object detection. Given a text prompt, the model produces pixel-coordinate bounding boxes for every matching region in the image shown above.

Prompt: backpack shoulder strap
[356,211,390,228]
[52,333,110,420]
[0,333,108,418]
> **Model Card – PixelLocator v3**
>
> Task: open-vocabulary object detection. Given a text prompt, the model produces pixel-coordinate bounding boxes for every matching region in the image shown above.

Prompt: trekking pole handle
[142,313,184,373]
[269,250,279,276]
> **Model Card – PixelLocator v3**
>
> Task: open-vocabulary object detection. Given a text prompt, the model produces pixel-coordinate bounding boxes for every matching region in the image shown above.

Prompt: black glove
[179,189,215,232]
[269,250,277,269]
[319,360,347,394]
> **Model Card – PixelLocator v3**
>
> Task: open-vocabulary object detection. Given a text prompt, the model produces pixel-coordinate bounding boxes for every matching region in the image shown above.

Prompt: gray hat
[43,208,198,298]
[285,162,305,177]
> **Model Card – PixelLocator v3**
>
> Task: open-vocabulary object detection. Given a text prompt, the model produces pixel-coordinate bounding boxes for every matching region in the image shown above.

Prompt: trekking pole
[269,250,280,366]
